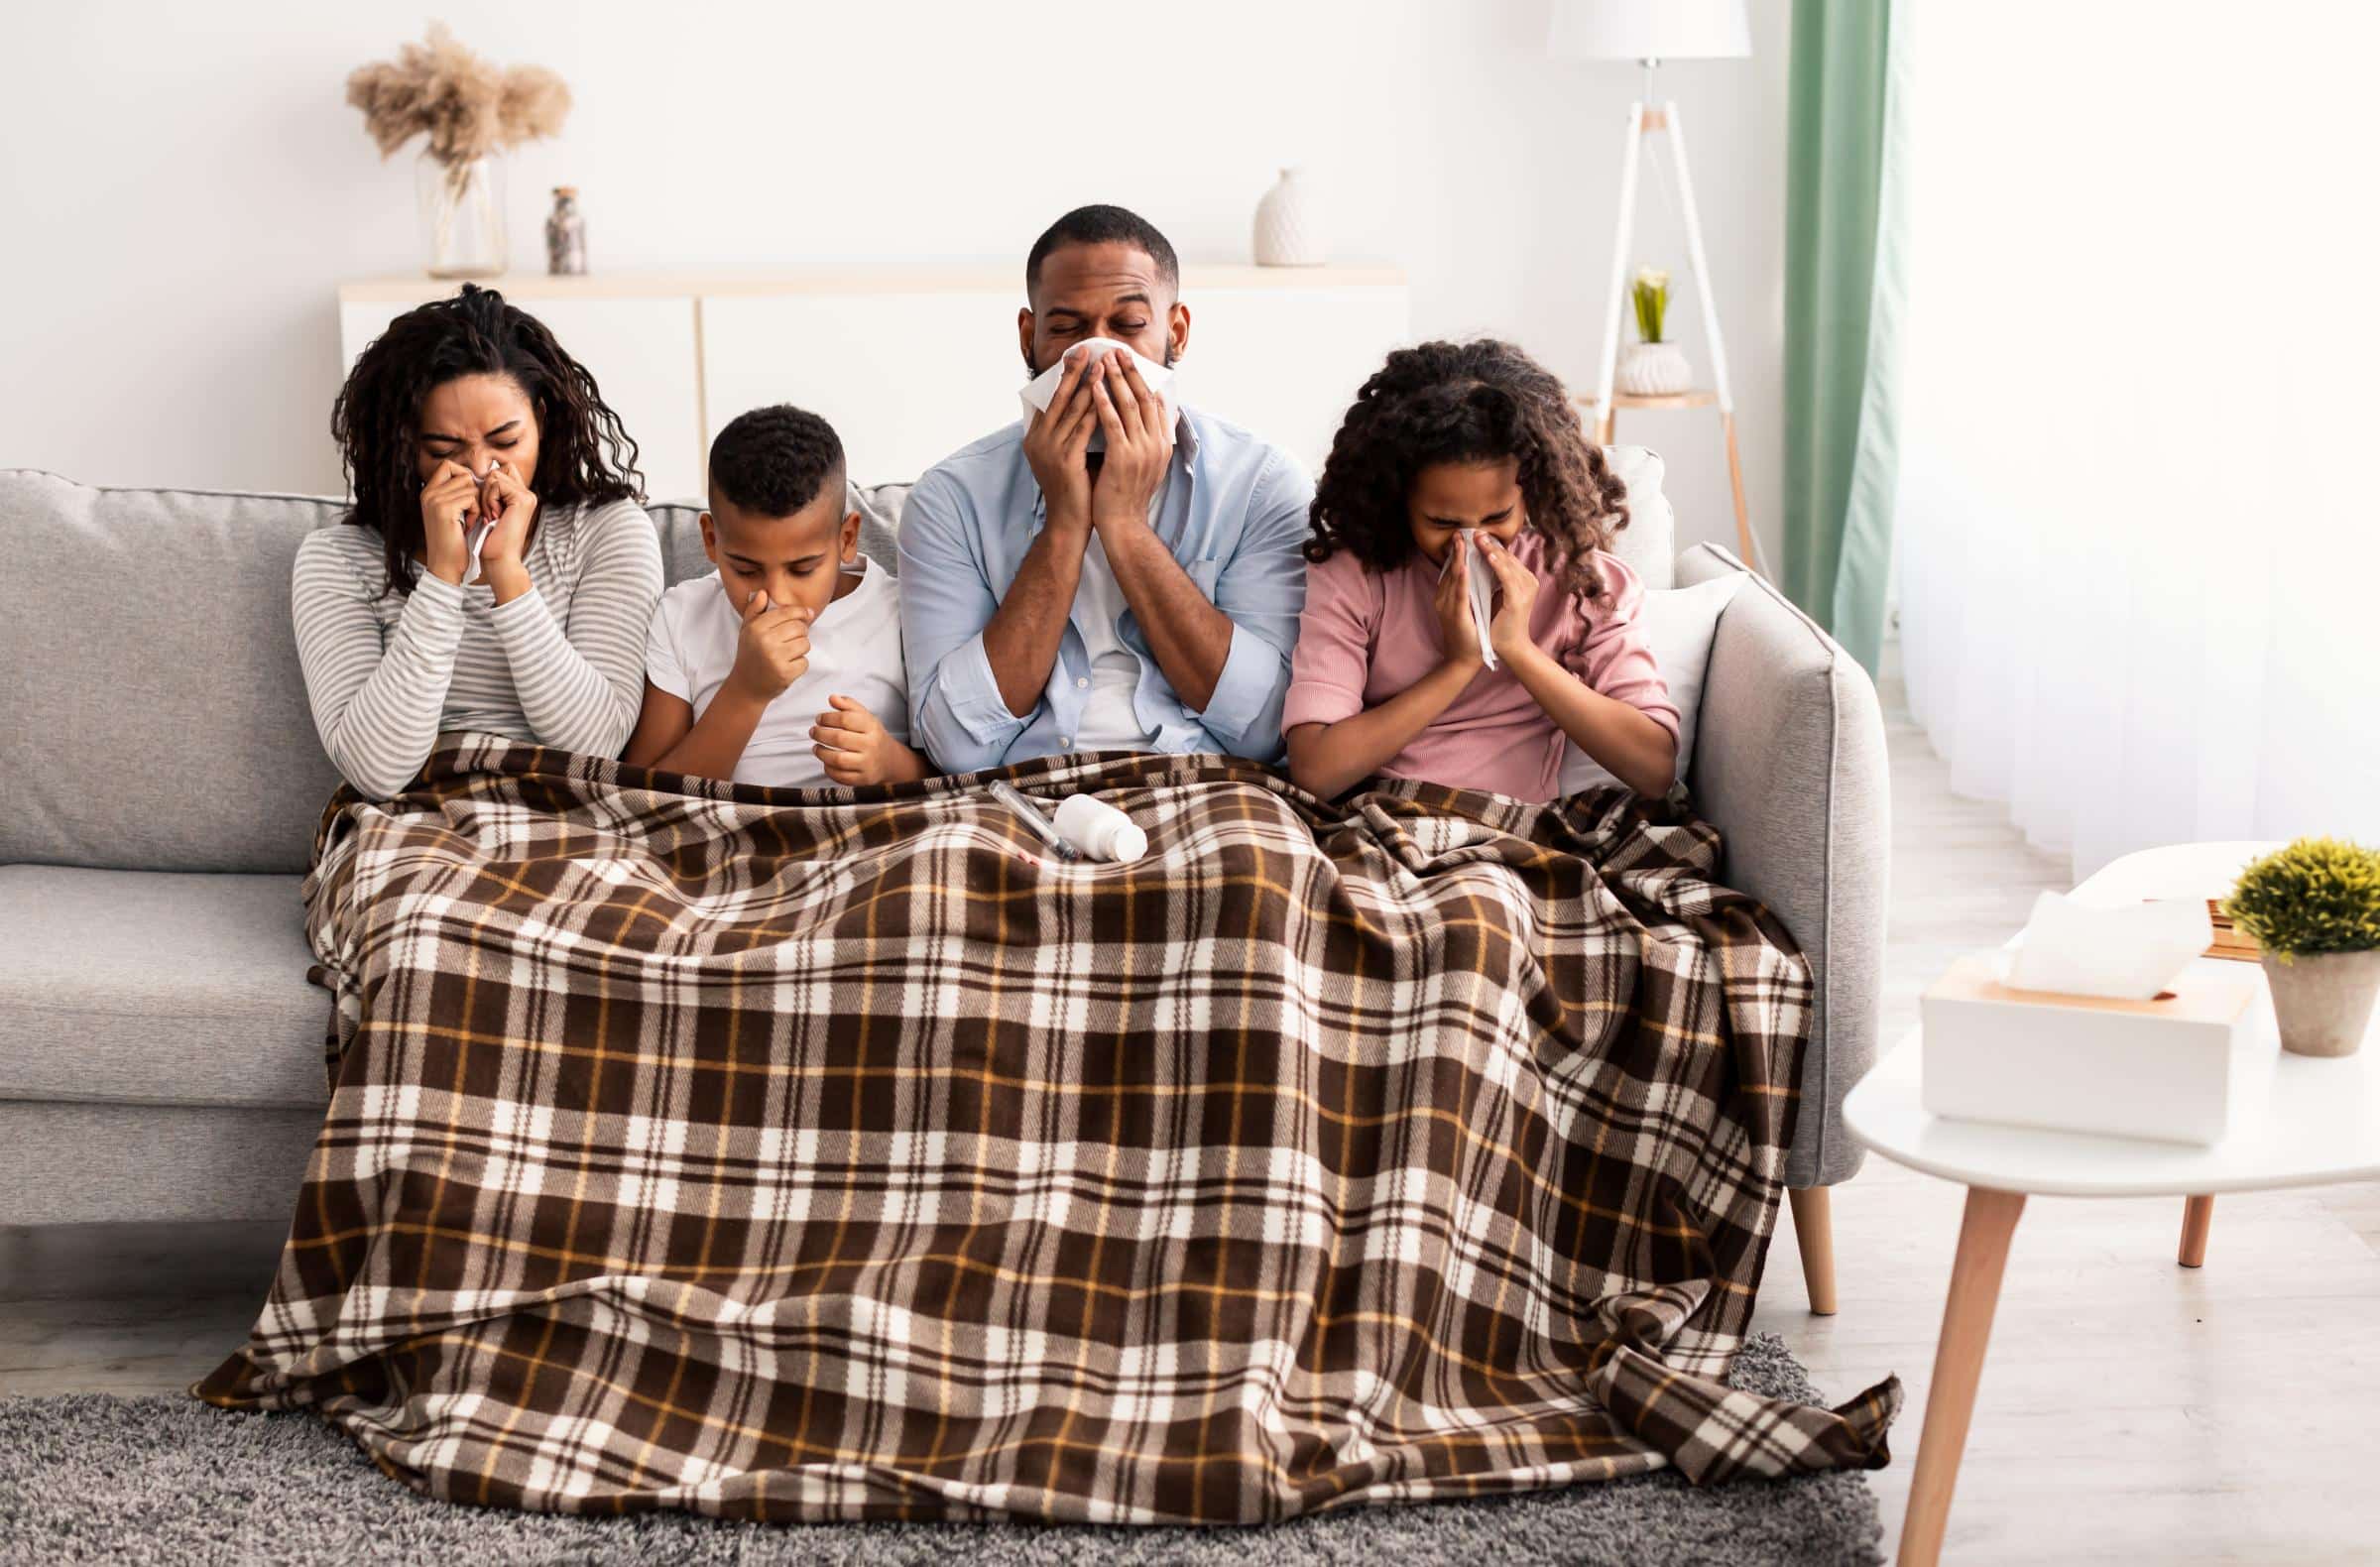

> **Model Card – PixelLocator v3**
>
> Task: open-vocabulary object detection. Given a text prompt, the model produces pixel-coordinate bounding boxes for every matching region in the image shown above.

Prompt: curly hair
[1305,339,1627,605]
[707,405,845,517]
[331,284,642,595]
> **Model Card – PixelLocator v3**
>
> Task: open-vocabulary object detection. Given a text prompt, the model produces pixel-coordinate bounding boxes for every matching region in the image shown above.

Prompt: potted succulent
[2223,837,2380,1057]
[1615,266,1691,396]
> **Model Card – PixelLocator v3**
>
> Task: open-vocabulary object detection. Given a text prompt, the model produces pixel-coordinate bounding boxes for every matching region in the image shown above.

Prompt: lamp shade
[1547,0,1751,61]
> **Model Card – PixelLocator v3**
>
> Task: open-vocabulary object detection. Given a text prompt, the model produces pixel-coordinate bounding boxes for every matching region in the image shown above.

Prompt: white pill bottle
[1053,794,1147,864]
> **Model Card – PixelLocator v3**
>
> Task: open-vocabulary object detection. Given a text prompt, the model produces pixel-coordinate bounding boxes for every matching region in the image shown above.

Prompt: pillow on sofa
[1559,571,1742,796]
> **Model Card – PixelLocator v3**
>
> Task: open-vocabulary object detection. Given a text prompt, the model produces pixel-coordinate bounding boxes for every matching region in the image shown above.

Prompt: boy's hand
[726,589,813,702]
[1476,533,1538,662]
[810,694,917,786]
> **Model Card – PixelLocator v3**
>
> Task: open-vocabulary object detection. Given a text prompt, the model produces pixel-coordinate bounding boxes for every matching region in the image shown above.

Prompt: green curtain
[1783,0,1904,672]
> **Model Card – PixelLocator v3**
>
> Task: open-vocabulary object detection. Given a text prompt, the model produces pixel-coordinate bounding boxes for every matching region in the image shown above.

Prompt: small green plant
[1631,266,1670,344]
[2223,837,2380,961]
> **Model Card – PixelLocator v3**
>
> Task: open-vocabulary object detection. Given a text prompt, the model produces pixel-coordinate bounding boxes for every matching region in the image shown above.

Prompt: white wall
[0,0,1789,561]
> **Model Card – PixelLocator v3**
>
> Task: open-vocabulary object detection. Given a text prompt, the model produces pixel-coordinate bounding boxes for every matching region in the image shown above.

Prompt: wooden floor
[5,653,2376,1564]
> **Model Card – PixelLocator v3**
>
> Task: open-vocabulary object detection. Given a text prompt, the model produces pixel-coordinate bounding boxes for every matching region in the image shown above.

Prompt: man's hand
[725,589,814,702]
[1021,351,1097,533]
[810,694,924,785]
[418,459,479,586]
[1088,350,1173,532]
[475,458,537,600]
[1432,538,1487,672]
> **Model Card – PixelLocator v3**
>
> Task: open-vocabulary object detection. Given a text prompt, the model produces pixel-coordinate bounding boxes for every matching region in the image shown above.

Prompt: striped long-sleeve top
[292,499,664,799]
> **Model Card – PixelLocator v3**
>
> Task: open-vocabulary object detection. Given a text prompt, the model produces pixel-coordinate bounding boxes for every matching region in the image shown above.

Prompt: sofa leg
[1788,1185,1839,1315]
[2178,1194,2214,1268]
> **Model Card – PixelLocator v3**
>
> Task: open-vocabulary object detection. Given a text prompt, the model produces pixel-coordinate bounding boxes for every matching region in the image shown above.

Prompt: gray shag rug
[0,1334,1880,1566]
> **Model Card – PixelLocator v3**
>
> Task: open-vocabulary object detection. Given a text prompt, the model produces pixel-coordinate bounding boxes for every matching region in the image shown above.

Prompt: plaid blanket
[196,739,1897,1522]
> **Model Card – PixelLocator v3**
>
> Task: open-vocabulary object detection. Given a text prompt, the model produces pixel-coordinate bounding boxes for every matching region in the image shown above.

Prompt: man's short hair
[707,405,845,518]
[1025,204,1180,299]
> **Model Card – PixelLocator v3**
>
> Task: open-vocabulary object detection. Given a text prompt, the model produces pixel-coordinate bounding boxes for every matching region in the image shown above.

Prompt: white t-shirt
[1070,531,1156,752]
[1066,463,1175,753]
[646,560,909,787]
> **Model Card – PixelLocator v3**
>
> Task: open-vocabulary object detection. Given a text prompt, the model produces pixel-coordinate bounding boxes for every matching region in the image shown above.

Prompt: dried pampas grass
[346,23,571,170]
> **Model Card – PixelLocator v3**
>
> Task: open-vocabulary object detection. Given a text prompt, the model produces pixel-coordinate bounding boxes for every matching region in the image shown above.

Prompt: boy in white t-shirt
[624,405,926,787]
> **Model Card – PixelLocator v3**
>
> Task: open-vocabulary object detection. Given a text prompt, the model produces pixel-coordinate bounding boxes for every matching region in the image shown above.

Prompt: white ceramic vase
[2261,948,2380,1057]
[1615,340,1692,396]
[1253,167,1326,267]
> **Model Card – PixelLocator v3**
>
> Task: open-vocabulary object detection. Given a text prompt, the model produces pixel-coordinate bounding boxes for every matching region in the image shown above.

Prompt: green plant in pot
[1615,266,1692,396]
[2224,837,2380,1057]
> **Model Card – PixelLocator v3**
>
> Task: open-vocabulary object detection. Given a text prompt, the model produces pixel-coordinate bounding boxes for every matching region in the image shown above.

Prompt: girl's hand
[810,694,901,785]
[1431,538,1486,671]
[418,460,479,585]
[1476,533,1539,662]
[475,459,537,593]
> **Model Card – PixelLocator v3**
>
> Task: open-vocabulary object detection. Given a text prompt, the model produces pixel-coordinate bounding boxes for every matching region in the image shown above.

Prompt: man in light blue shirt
[898,204,1313,773]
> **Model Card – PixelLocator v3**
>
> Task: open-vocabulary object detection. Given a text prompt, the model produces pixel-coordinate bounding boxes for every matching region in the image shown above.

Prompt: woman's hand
[1476,533,1539,663]
[1431,538,1486,672]
[475,458,537,601]
[418,460,479,586]
[810,694,925,785]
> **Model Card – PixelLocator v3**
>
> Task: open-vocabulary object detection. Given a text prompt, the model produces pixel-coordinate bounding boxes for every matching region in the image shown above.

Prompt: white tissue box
[1921,955,2264,1145]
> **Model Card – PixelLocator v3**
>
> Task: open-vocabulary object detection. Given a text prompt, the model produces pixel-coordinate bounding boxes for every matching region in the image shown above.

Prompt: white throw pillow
[1559,572,1742,795]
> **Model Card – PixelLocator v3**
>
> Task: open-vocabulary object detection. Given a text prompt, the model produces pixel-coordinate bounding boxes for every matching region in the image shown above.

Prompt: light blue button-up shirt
[898,408,1313,773]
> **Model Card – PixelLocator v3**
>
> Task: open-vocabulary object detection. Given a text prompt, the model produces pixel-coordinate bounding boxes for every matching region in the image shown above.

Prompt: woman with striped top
[295,286,663,798]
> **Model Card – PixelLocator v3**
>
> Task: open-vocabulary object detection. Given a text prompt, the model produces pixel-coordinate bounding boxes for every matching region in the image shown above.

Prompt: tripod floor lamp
[1550,0,1765,574]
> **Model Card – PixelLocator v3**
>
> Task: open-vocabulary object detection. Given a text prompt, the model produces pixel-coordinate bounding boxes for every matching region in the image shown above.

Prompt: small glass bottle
[544,186,587,276]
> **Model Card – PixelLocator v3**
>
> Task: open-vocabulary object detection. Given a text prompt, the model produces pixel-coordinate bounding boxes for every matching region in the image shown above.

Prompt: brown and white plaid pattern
[196,738,1897,1521]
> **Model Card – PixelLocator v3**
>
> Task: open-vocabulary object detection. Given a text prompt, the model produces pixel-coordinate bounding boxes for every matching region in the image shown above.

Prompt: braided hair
[1305,339,1627,605]
[331,284,643,595]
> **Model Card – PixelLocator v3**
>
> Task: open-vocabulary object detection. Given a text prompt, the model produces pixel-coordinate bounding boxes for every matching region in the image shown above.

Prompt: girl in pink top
[1284,340,1681,803]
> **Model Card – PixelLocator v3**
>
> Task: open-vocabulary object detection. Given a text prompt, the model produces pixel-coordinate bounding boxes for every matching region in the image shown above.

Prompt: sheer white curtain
[1893,3,2380,882]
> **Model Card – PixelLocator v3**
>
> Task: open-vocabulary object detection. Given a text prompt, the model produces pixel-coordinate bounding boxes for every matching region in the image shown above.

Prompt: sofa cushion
[0,470,347,873]
[1600,445,1674,591]
[0,865,328,1111]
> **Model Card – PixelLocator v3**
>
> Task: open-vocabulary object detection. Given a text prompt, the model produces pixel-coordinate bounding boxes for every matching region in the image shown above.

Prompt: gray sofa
[0,463,1883,1311]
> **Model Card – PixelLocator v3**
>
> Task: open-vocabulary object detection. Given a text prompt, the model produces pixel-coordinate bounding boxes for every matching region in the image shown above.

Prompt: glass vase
[416,152,508,280]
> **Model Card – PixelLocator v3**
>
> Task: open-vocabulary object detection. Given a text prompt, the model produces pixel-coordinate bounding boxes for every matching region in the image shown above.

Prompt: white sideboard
[337,268,1412,502]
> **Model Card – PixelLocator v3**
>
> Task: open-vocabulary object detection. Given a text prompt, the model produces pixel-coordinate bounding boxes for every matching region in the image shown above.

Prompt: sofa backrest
[0,446,1672,874]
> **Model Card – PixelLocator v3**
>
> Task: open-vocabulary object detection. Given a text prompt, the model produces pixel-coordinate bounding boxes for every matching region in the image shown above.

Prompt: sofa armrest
[1677,543,1888,1188]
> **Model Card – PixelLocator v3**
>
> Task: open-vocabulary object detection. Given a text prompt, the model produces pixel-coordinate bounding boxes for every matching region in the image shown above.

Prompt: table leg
[1898,1185,2027,1567]
[2179,1194,2215,1268]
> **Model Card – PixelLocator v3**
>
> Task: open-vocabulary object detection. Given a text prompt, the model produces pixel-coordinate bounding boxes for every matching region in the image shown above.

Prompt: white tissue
[1439,530,1500,670]
[1018,338,1179,452]
[1995,891,2211,1000]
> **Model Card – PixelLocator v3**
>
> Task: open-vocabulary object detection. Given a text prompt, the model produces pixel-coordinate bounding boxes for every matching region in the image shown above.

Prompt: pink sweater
[1282,535,1680,802]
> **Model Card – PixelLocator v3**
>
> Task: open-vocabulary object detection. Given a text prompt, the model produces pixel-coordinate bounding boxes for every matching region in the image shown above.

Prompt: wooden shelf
[1573,390,1719,412]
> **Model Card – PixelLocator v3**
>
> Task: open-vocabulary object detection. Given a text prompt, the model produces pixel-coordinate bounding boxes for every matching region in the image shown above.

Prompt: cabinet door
[338,297,703,503]
[699,292,1022,489]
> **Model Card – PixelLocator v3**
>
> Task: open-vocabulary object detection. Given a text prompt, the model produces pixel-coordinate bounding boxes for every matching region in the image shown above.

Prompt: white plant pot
[1253,167,1326,267]
[1615,341,1692,396]
[2261,948,2380,1057]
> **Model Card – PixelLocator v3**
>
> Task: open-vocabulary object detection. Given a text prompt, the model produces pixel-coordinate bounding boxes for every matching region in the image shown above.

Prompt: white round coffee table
[1844,841,2380,1566]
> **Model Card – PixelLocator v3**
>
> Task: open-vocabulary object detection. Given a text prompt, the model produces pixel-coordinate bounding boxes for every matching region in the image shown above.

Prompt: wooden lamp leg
[1899,1185,2027,1567]
[2178,1194,2215,1267]
[1787,1185,1839,1315]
